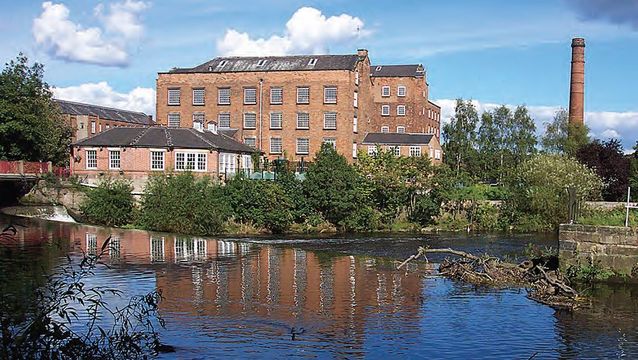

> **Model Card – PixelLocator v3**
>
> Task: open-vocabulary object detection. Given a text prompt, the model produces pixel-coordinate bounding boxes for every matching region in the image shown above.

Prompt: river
[1,214,637,359]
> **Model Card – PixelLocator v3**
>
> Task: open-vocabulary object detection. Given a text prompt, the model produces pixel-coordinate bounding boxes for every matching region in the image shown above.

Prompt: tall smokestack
[568,38,585,125]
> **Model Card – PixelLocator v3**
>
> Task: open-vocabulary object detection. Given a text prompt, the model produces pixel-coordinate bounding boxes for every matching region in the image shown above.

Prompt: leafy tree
[576,139,629,201]
[274,164,311,223]
[304,143,373,230]
[541,109,589,156]
[80,178,135,227]
[0,54,72,165]
[476,106,508,182]
[442,99,479,174]
[507,105,537,166]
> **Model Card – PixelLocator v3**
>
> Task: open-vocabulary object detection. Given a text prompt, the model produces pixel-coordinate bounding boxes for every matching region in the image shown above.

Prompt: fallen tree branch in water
[399,246,581,310]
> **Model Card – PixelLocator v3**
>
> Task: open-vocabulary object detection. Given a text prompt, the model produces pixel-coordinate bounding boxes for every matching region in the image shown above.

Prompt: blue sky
[2,0,638,148]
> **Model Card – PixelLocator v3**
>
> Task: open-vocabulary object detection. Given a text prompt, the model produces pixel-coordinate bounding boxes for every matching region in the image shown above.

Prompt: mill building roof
[55,99,154,125]
[369,64,424,77]
[362,132,435,145]
[74,127,257,154]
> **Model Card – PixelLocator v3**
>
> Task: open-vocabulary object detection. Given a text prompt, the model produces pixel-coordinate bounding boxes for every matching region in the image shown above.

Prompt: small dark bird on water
[290,327,305,341]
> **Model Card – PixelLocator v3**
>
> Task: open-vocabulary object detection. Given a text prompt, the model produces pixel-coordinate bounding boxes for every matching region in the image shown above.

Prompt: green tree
[0,54,71,165]
[507,105,537,165]
[442,99,479,174]
[80,178,135,227]
[476,106,508,182]
[541,109,589,156]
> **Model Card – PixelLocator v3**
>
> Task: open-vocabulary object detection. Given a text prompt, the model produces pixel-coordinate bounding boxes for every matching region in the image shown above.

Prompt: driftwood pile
[398,246,580,310]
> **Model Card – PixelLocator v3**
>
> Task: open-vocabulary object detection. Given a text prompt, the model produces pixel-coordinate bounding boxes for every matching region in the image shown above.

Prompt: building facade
[360,133,443,164]
[156,49,441,163]
[56,99,155,143]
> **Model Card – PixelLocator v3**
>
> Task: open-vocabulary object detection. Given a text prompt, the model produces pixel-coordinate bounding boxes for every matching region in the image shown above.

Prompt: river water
[1,215,638,359]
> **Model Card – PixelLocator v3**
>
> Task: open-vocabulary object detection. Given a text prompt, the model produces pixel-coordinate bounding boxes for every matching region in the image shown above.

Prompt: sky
[2,0,638,149]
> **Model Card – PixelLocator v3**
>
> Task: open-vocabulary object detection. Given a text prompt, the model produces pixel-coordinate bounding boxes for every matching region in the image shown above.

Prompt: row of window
[381,105,406,116]
[86,149,206,171]
[381,85,407,97]
[380,126,406,133]
[428,109,440,121]
[168,111,353,131]
[167,86,339,106]
[262,138,359,158]
[367,146,441,159]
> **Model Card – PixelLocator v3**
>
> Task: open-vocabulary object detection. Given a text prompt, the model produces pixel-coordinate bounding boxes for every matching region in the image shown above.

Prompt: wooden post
[17,160,24,174]
[47,161,53,173]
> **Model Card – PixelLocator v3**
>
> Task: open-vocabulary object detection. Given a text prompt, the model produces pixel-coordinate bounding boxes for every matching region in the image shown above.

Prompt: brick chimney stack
[568,38,585,125]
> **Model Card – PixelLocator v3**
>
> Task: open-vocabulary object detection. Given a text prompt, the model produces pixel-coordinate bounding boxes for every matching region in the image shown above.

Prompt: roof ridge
[187,128,217,149]
[54,98,148,116]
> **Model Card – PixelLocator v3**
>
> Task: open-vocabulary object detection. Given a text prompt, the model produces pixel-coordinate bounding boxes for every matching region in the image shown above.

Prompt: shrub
[80,178,135,227]
[137,173,228,235]
[409,194,439,226]
[472,202,502,231]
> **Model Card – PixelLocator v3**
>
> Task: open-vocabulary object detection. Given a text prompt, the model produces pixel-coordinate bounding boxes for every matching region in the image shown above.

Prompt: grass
[578,207,638,227]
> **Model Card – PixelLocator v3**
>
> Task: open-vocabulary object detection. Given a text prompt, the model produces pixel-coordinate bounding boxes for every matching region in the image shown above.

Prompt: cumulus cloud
[217,7,366,56]
[53,82,155,116]
[566,0,638,30]
[434,98,638,148]
[32,1,148,67]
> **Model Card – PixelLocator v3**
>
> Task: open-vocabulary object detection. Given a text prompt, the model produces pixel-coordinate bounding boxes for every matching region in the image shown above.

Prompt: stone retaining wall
[559,224,638,275]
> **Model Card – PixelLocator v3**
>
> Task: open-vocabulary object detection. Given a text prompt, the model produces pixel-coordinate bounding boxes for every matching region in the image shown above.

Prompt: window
[80,122,84,129]
[244,88,257,104]
[430,148,434,158]
[270,138,282,154]
[86,150,97,169]
[375,66,382,72]
[323,112,337,130]
[409,146,421,157]
[244,137,256,148]
[99,124,102,132]
[86,234,97,255]
[168,88,180,105]
[308,58,318,66]
[270,87,283,104]
[390,146,401,156]
[397,126,406,133]
[150,236,165,262]
[435,150,442,160]
[353,116,358,133]
[353,92,358,108]
[151,151,164,170]
[297,87,310,104]
[192,88,205,105]
[109,150,120,169]
[175,151,206,171]
[381,86,390,97]
[270,112,282,129]
[381,105,390,116]
[243,113,256,129]
[257,59,267,66]
[219,153,237,174]
[91,121,96,134]
[296,138,309,154]
[324,86,337,104]
[397,105,406,116]
[352,143,358,159]
[355,71,360,85]
[193,112,205,127]
[297,112,309,129]
[218,88,231,105]
[398,85,406,97]
[323,138,336,149]
[381,126,389,133]
[218,60,228,68]
[218,113,231,128]
[368,146,378,156]
[168,113,180,127]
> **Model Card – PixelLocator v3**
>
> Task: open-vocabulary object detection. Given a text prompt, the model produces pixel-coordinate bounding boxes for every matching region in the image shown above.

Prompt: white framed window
[390,146,400,156]
[270,87,283,104]
[270,112,283,129]
[150,150,165,170]
[218,113,231,128]
[91,121,96,134]
[244,88,257,104]
[86,234,97,255]
[323,138,336,149]
[257,59,267,66]
[296,138,309,155]
[397,105,406,116]
[352,143,358,159]
[381,105,390,116]
[397,85,406,97]
[192,88,205,105]
[175,151,207,171]
[397,126,406,133]
[308,58,318,66]
[435,149,442,160]
[355,71,360,85]
[367,146,378,156]
[86,149,97,169]
[353,116,358,133]
[409,146,421,157]
[244,137,257,148]
[381,126,389,133]
[99,124,103,132]
[243,113,256,129]
[297,112,309,129]
[105,124,110,129]
[150,236,165,262]
[109,150,121,169]
[430,148,434,158]
[168,113,180,128]
[381,86,390,97]
[193,112,205,128]
[168,88,180,105]
[219,153,237,174]
[218,88,231,105]
[323,112,337,130]
[324,86,337,104]
[109,235,120,259]
[270,138,282,154]
[297,87,309,104]
[353,92,358,108]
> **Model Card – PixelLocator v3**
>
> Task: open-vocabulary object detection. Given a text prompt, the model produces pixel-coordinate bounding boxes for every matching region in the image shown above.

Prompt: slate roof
[164,54,361,74]
[369,65,424,77]
[362,133,435,145]
[74,127,257,154]
[55,99,153,125]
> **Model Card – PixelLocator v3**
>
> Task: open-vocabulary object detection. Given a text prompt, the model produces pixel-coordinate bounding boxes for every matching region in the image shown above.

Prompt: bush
[137,173,228,235]
[409,194,439,226]
[80,178,135,227]
[472,202,502,231]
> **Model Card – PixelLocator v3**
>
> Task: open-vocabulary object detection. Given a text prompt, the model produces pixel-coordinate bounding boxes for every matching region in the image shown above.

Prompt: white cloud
[217,7,366,56]
[53,82,155,116]
[32,1,148,67]
[434,98,638,148]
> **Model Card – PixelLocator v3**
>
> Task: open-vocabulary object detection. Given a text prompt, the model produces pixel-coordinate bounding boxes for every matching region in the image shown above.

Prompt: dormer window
[257,59,267,66]
[375,66,382,72]
[308,58,318,66]
[218,60,228,68]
